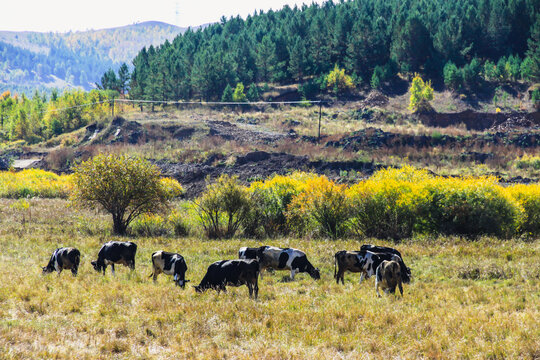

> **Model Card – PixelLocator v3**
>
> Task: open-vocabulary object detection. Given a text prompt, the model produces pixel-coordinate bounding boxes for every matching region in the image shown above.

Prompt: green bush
[130,214,170,237]
[195,175,252,239]
[288,176,350,239]
[420,178,520,238]
[248,173,313,237]
[168,210,190,237]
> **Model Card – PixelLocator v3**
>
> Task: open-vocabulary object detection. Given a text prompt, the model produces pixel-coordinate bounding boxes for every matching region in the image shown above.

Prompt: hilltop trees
[97,64,130,94]
[526,14,540,81]
[121,0,537,102]
[0,89,113,142]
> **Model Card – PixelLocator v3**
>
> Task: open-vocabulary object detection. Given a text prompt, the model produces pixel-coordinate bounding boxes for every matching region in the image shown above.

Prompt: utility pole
[111,98,115,118]
[318,101,322,140]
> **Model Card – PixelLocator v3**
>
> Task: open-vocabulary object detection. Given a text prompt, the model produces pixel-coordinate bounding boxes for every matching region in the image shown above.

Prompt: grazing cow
[360,245,403,258]
[239,246,274,278]
[194,259,259,299]
[238,246,262,260]
[359,245,411,283]
[256,246,320,280]
[334,250,403,285]
[42,247,80,276]
[375,260,403,297]
[150,251,189,288]
[91,241,137,275]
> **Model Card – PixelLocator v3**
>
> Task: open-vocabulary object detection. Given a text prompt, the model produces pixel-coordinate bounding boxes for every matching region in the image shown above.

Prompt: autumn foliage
[71,154,183,235]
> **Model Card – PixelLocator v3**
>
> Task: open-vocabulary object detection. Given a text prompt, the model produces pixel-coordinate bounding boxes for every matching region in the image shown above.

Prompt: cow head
[91,260,102,272]
[390,262,401,279]
[309,267,321,280]
[177,279,190,289]
[42,265,54,274]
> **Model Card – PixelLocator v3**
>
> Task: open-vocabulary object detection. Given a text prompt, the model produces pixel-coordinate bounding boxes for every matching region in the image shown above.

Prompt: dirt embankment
[328,127,540,151]
[157,151,379,198]
[417,110,540,131]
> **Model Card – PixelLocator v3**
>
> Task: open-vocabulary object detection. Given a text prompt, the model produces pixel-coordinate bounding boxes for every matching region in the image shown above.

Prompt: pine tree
[117,63,130,95]
[256,35,276,82]
[246,85,260,101]
[221,84,233,102]
[288,37,307,81]
[526,14,540,81]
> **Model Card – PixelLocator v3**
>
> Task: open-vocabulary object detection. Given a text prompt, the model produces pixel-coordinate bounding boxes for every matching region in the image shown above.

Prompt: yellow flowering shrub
[514,154,540,170]
[160,177,185,198]
[287,175,349,239]
[0,169,72,198]
[347,167,522,239]
[506,184,540,235]
[347,169,427,239]
[420,176,521,238]
[248,172,316,237]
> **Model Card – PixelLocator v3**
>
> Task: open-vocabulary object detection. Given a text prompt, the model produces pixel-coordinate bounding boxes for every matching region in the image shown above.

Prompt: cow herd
[42,241,411,299]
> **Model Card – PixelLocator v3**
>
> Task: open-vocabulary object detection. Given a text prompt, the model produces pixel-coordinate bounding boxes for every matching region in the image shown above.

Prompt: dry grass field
[0,199,539,359]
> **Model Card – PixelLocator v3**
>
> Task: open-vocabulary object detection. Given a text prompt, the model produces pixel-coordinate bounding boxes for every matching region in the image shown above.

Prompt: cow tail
[148,252,156,278]
[334,253,337,279]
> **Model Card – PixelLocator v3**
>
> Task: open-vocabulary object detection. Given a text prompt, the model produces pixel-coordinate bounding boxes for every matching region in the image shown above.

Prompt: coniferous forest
[127,0,540,101]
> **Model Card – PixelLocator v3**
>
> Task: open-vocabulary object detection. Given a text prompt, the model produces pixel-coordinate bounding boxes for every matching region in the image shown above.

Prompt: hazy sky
[1,0,327,32]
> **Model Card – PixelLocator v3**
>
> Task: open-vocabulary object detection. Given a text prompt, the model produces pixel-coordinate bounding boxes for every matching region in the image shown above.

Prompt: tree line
[121,0,539,102]
[0,89,114,143]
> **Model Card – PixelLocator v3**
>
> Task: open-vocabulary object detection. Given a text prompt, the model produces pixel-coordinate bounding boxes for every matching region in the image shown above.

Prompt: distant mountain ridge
[0,21,192,94]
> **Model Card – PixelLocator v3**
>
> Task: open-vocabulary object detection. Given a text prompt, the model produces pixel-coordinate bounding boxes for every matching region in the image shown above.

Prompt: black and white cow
[238,246,262,260]
[150,251,188,288]
[91,241,137,275]
[194,259,259,299]
[360,245,403,258]
[256,246,320,280]
[359,245,411,283]
[239,246,274,278]
[42,247,80,276]
[334,250,403,285]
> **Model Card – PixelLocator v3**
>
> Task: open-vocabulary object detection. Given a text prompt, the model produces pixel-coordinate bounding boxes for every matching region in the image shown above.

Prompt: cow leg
[71,266,78,277]
[398,282,403,296]
[336,269,344,285]
[359,273,365,284]
[375,280,381,297]
[174,273,179,286]
[290,269,297,280]
[247,283,253,298]
[254,279,259,300]
[153,271,158,283]
[130,259,135,270]
[111,264,115,276]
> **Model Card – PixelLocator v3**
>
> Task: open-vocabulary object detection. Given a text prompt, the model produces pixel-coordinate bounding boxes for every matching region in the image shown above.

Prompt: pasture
[0,199,538,359]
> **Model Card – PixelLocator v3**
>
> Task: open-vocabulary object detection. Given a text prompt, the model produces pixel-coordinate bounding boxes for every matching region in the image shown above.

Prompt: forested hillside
[0,21,187,94]
[127,0,540,101]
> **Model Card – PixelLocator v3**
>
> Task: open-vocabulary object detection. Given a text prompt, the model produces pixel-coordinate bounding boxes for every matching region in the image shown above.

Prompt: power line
[115,99,328,105]
[37,100,110,114]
